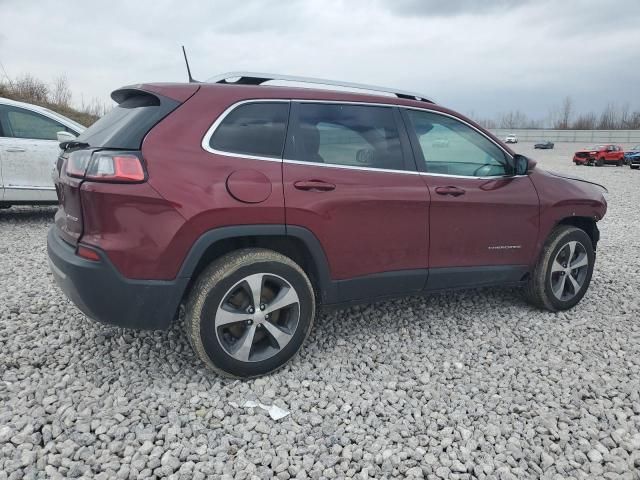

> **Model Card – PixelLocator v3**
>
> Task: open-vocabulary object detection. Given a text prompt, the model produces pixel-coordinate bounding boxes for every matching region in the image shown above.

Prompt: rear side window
[0,105,73,140]
[291,103,406,170]
[209,102,289,158]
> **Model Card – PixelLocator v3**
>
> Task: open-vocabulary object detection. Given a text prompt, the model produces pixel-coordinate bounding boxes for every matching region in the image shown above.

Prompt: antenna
[181,46,198,83]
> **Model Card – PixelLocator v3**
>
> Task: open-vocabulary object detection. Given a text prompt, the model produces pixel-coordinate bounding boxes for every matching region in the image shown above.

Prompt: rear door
[283,102,430,302]
[402,109,539,289]
[0,104,75,201]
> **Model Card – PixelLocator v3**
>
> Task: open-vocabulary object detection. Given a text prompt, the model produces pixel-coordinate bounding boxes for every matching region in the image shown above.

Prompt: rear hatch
[53,84,198,246]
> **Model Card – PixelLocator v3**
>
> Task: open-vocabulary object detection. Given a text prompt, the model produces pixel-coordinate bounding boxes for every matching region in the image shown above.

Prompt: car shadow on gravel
[58,285,533,383]
[0,206,57,223]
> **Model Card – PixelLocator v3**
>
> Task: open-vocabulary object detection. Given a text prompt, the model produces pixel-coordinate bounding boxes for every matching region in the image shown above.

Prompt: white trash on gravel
[242,400,291,421]
[1,142,639,479]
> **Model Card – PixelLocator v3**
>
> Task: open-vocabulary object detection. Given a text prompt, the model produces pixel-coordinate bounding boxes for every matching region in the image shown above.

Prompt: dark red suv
[48,73,607,377]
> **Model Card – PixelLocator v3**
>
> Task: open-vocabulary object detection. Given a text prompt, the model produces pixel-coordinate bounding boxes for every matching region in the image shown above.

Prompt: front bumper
[47,227,188,330]
[573,156,593,164]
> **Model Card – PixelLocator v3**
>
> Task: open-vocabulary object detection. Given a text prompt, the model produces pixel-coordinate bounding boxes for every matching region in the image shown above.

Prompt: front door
[283,102,430,302]
[0,104,69,201]
[402,109,540,289]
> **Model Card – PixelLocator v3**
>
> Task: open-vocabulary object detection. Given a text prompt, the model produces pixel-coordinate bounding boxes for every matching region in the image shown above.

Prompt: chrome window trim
[282,159,420,176]
[201,99,291,162]
[201,98,516,179]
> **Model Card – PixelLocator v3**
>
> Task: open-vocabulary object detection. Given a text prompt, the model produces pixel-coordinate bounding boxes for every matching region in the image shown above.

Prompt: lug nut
[246,319,253,325]
[247,307,254,314]
[260,304,265,311]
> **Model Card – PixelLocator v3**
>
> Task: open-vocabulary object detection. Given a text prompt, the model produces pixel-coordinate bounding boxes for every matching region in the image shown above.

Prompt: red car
[48,73,607,377]
[573,144,625,166]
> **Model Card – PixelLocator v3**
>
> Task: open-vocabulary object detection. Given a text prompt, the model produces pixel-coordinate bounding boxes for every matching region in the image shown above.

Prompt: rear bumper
[47,227,188,330]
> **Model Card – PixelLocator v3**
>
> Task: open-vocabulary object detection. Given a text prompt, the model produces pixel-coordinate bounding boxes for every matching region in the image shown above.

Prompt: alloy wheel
[550,241,589,301]
[214,273,300,362]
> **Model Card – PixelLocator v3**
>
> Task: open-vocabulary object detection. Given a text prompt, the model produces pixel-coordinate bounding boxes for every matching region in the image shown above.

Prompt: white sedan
[0,97,85,206]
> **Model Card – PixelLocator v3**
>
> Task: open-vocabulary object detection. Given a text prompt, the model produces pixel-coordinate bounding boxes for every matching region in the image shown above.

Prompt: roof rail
[206,72,435,104]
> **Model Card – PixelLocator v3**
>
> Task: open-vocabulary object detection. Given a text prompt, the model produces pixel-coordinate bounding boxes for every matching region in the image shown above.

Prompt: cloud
[0,0,638,121]
[378,0,535,16]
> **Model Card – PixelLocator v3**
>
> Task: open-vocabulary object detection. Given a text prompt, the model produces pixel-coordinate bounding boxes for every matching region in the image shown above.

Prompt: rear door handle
[435,186,465,197]
[293,180,336,192]
[6,148,26,153]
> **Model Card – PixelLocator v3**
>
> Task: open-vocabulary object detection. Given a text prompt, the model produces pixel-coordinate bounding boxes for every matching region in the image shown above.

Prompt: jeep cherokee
[47,73,607,377]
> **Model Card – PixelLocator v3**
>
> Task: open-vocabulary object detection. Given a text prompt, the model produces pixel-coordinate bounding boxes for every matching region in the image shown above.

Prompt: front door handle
[293,180,336,192]
[6,147,26,153]
[435,186,465,197]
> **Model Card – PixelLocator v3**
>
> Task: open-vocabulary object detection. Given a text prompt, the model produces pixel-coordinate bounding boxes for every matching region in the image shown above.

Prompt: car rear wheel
[631,165,639,170]
[185,248,315,377]
[525,226,595,312]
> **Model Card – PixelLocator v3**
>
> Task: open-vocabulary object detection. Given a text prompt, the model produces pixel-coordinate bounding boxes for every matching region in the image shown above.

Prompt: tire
[631,165,639,170]
[596,157,605,167]
[185,248,315,378]
[525,226,595,312]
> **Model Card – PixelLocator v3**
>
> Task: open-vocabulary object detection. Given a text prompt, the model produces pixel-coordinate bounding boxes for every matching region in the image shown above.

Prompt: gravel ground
[1,142,639,479]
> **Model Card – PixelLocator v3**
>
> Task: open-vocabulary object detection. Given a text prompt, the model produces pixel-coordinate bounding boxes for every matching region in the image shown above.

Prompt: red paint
[53,82,607,284]
[283,163,429,279]
[226,169,273,203]
[422,175,540,268]
[573,144,625,165]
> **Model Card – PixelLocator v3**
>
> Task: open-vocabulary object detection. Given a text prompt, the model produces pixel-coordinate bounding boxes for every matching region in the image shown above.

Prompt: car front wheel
[185,248,315,377]
[525,226,595,312]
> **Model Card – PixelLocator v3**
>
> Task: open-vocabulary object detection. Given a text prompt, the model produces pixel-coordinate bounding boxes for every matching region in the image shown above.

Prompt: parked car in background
[432,138,449,148]
[505,134,518,143]
[0,98,85,207]
[624,145,640,169]
[534,141,554,149]
[573,144,625,166]
[48,73,607,377]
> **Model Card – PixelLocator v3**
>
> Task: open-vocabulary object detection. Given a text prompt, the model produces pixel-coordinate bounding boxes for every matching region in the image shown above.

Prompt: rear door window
[209,102,289,159]
[288,103,408,171]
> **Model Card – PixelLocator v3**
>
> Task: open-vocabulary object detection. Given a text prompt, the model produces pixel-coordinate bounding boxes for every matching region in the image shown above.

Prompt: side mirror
[57,131,76,143]
[513,154,530,175]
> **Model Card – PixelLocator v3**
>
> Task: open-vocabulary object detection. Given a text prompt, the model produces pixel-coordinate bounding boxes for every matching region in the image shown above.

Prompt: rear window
[209,102,289,158]
[75,91,179,149]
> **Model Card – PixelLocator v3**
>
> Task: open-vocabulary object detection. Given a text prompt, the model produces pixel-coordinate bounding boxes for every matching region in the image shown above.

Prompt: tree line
[471,96,640,130]
[0,73,108,126]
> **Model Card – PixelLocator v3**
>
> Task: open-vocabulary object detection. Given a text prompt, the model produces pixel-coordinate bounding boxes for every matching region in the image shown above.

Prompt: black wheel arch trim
[176,224,336,303]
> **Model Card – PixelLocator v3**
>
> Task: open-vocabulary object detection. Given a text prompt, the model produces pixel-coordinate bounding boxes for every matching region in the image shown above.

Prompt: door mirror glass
[57,131,76,142]
[513,154,529,175]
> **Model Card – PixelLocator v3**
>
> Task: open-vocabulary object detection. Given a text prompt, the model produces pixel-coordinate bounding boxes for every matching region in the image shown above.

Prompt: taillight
[66,150,93,178]
[85,153,145,182]
[65,150,146,183]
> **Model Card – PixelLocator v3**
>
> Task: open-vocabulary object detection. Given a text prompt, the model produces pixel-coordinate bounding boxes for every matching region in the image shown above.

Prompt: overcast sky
[1,0,638,121]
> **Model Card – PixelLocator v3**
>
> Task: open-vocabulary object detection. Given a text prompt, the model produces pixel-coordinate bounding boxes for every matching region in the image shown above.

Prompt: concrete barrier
[490,129,640,144]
